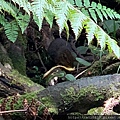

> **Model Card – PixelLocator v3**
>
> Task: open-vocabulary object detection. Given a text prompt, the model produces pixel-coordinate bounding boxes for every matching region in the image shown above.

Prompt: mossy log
[37,74,120,114]
[0,62,44,98]
[0,56,120,116]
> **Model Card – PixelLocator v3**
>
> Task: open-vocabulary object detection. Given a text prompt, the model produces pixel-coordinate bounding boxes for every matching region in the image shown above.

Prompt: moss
[61,86,105,106]
[87,107,104,115]
[8,70,44,91]
[39,96,58,114]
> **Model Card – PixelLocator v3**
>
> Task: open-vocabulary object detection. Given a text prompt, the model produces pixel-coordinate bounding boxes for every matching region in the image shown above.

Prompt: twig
[75,69,87,79]
[0,109,27,114]
[34,41,47,72]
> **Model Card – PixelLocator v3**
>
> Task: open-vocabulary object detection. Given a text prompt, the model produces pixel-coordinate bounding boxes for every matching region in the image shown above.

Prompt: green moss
[39,96,58,114]
[8,70,44,91]
[61,86,105,105]
[87,107,104,115]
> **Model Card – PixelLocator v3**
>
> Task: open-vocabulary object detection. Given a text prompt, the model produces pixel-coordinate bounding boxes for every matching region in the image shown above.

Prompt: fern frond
[0,0,17,18]
[4,21,19,42]
[64,2,120,58]
[31,0,47,30]
[68,5,86,39]
[84,19,97,44]
[94,27,106,49]
[107,38,120,57]
[11,0,31,15]
[68,0,120,22]
[0,14,7,26]
[88,8,97,23]
[54,1,69,36]
[16,13,30,34]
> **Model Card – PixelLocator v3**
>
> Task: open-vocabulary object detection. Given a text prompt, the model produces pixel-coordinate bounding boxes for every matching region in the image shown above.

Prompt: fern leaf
[67,0,75,5]
[75,0,82,7]
[68,5,87,39]
[0,0,17,18]
[97,3,102,9]
[94,27,106,49]
[101,9,108,20]
[83,0,90,7]
[84,20,97,44]
[64,22,69,40]
[54,1,69,36]
[89,8,97,23]
[0,14,7,26]
[16,13,30,33]
[44,2,55,28]
[31,0,47,30]
[11,0,31,15]
[81,8,89,17]
[91,2,97,8]
[95,9,103,21]
[107,8,115,19]
[111,10,120,19]
[4,21,18,42]
[44,10,54,28]
[107,39,120,58]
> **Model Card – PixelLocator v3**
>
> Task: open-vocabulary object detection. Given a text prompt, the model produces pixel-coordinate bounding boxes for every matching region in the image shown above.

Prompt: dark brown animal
[48,38,75,67]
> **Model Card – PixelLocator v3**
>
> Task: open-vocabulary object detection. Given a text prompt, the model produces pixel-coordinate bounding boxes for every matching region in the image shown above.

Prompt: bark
[37,74,120,114]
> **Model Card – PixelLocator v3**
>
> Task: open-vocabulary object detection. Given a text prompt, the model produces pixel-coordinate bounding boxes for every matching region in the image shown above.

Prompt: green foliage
[103,20,120,34]
[4,21,18,42]
[0,0,30,42]
[16,13,30,34]
[0,0,120,58]
[65,74,76,81]
[76,57,91,66]
[67,0,120,23]
[31,0,46,30]
[11,0,31,15]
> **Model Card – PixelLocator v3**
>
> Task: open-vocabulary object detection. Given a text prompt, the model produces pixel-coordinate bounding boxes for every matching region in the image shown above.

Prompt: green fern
[67,0,120,23]
[31,0,47,30]
[0,14,7,26]
[11,0,31,15]
[0,0,17,18]
[0,0,30,41]
[16,13,30,34]
[54,1,70,37]
[0,0,120,58]
[4,21,19,42]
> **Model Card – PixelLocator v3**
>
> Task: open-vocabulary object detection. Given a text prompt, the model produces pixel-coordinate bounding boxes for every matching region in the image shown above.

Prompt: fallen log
[0,61,120,115]
[37,74,120,114]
